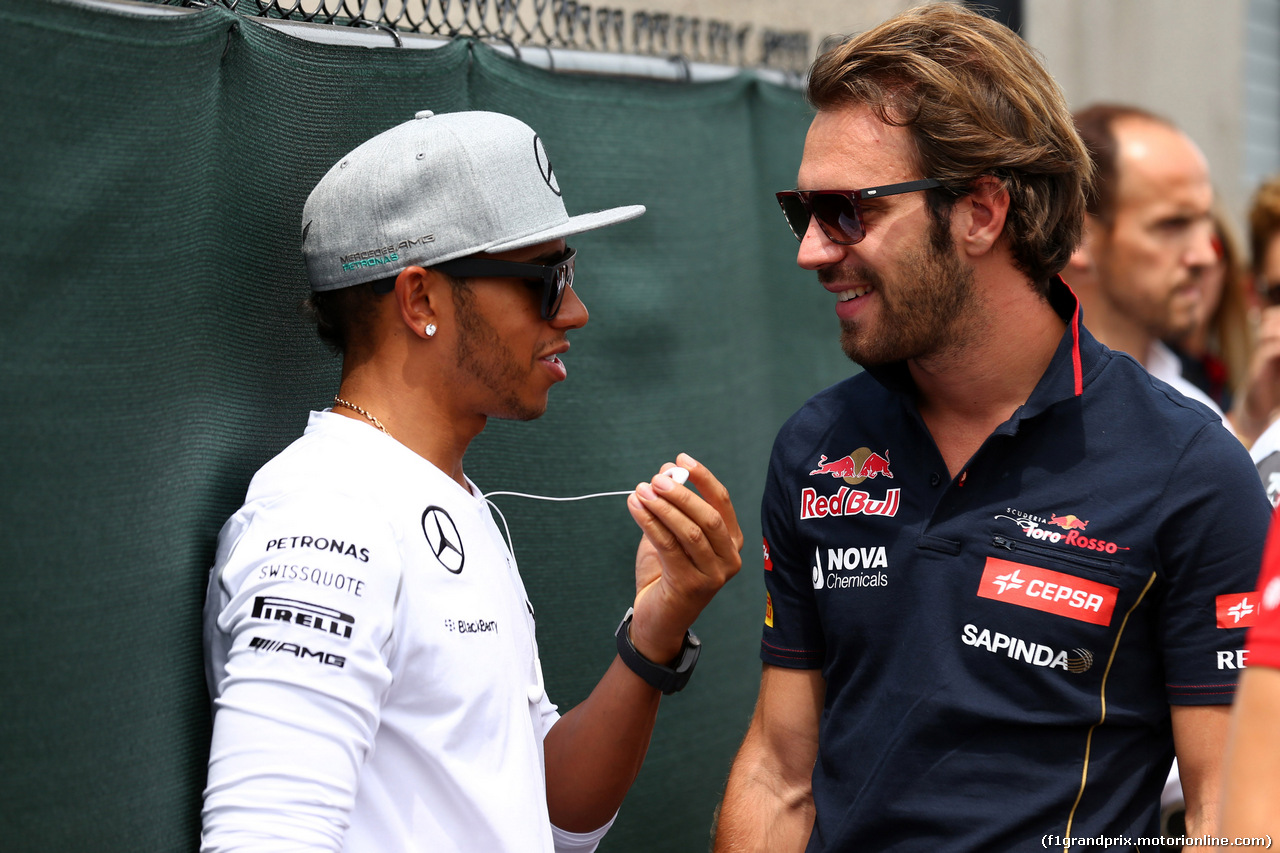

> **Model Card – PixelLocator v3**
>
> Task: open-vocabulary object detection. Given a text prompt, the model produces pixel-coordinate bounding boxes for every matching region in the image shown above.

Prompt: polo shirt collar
[864,276,1100,423]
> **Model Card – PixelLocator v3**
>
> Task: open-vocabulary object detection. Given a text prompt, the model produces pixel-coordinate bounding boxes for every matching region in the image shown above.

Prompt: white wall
[1026,0,1253,235]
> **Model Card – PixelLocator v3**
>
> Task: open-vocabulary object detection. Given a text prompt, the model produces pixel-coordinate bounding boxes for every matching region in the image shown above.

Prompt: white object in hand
[666,466,690,485]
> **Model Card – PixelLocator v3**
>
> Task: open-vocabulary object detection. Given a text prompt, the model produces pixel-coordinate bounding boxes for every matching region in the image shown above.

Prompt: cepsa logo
[763,537,773,571]
[1216,592,1259,628]
[977,557,1119,626]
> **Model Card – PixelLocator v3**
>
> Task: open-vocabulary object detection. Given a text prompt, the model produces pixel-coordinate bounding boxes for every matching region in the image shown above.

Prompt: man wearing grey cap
[200,110,743,852]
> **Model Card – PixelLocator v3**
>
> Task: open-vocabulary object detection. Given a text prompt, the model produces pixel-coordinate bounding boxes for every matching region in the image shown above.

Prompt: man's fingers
[631,484,727,569]
[627,485,683,555]
[645,455,744,555]
[641,485,737,564]
[677,454,744,550]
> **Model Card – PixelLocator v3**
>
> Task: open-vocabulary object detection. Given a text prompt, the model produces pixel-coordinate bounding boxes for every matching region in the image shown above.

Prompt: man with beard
[713,6,1268,852]
[201,110,743,852]
[1067,105,1237,433]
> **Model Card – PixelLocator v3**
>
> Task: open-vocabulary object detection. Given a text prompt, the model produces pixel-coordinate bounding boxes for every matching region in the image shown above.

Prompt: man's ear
[393,266,448,340]
[957,175,1010,257]
[1068,214,1103,275]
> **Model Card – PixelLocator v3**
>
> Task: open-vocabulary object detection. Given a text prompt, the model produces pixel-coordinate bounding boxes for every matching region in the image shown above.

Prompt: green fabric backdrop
[0,2,852,849]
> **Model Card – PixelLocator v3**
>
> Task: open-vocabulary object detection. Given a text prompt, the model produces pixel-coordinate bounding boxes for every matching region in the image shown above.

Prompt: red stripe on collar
[1067,284,1083,396]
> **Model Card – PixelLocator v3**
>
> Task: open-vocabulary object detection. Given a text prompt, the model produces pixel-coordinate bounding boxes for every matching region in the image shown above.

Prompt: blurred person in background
[1248,175,1280,315]
[1166,206,1253,414]
[1067,104,1230,427]
[1241,175,1280,499]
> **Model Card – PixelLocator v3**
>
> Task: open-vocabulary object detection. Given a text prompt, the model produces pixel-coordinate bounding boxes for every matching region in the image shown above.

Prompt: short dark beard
[836,210,977,367]
[452,283,548,422]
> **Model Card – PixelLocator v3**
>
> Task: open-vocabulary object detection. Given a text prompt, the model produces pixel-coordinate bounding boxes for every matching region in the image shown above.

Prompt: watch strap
[614,607,701,695]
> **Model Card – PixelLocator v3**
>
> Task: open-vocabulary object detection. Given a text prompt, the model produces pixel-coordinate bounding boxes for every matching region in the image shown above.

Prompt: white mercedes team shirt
[202,411,609,852]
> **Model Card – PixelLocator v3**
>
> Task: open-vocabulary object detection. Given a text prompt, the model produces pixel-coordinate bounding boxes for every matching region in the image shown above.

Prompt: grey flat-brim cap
[302,110,646,292]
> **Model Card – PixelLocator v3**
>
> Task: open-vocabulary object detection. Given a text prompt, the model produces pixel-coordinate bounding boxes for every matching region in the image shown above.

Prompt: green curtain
[0,2,851,849]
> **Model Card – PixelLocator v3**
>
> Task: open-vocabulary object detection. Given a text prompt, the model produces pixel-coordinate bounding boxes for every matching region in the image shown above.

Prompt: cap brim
[485,204,646,254]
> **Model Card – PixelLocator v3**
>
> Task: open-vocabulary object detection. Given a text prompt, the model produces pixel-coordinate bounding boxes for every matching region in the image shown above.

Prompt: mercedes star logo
[533,135,561,197]
[421,506,465,574]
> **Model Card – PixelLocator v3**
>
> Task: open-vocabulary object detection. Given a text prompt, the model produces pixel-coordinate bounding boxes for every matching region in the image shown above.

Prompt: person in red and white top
[1218,509,1280,844]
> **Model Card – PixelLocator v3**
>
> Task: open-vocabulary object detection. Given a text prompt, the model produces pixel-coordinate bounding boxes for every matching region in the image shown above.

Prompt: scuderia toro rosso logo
[802,448,900,520]
[995,508,1129,555]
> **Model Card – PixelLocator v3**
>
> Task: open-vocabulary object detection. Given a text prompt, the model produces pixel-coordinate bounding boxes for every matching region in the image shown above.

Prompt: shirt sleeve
[1247,507,1280,670]
[551,818,616,853]
[760,432,826,669]
[201,492,400,852]
[1158,422,1271,705]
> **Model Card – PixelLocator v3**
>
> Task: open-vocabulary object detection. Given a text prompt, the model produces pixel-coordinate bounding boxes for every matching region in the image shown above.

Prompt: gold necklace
[332,396,390,435]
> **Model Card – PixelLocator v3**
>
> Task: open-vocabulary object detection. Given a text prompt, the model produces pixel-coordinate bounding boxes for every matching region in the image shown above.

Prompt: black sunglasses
[776,179,943,245]
[380,247,576,320]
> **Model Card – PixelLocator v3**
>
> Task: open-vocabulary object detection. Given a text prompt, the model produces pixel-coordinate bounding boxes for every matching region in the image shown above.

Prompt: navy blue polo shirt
[760,279,1269,852]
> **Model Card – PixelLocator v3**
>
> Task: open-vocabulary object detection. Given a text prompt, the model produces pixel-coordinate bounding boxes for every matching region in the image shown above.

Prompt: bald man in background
[1067,104,1230,430]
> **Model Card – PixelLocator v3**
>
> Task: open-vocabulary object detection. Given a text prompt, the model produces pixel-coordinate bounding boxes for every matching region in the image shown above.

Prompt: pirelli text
[1042,835,1272,849]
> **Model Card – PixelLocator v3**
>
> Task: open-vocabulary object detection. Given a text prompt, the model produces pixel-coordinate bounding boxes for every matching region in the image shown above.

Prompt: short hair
[1249,174,1280,276]
[1073,103,1177,223]
[304,270,470,355]
[807,3,1091,292]
[304,281,386,356]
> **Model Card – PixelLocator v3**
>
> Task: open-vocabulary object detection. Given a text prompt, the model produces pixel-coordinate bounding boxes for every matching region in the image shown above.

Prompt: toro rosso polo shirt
[760,278,1270,852]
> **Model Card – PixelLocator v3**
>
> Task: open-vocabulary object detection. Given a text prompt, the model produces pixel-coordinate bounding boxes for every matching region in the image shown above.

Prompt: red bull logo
[809,448,894,484]
[810,454,861,478]
[1049,513,1089,531]
[859,452,893,479]
[800,487,901,520]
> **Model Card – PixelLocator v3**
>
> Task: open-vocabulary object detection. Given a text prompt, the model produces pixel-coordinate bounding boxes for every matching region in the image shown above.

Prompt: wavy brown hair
[1249,174,1280,279]
[1209,206,1254,395]
[807,3,1091,295]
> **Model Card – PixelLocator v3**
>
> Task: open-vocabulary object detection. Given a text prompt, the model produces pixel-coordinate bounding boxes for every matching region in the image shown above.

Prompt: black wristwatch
[614,607,701,695]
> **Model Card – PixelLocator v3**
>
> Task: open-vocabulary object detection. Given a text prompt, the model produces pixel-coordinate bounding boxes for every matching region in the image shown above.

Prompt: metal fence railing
[168,0,815,72]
